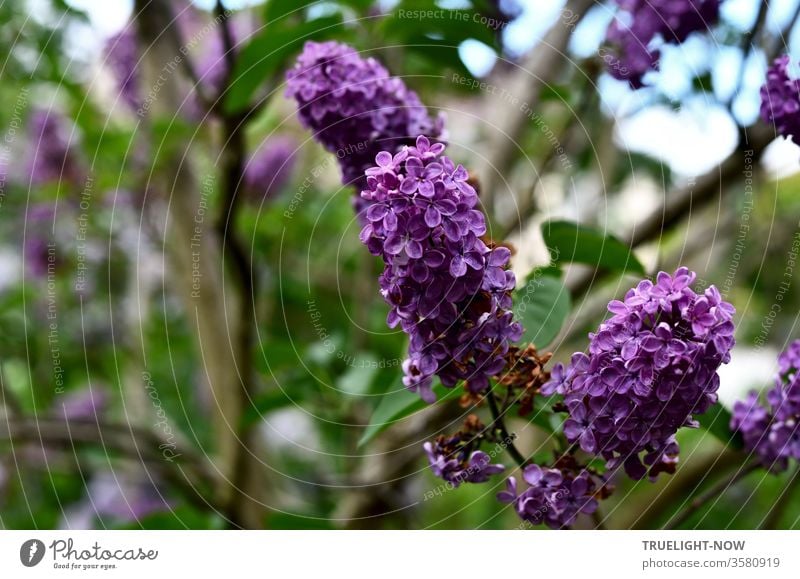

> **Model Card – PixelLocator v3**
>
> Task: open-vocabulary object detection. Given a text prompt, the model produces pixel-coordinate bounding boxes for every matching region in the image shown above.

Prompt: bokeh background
[0,0,799,529]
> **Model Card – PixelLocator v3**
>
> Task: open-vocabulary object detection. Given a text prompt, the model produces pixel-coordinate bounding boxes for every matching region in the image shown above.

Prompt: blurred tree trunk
[132,0,265,527]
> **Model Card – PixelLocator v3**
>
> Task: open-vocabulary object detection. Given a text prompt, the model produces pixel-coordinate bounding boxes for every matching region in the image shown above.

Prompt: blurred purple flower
[760,55,800,142]
[544,268,735,480]
[360,136,522,402]
[25,110,83,186]
[731,340,800,472]
[285,41,444,202]
[244,136,297,201]
[195,14,255,97]
[63,473,169,529]
[605,0,721,88]
[56,387,108,421]
[104,28,141,110]
[23,203,58,278]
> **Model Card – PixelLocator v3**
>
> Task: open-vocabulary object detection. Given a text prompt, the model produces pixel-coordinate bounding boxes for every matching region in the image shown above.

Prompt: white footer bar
[0,531,795,577]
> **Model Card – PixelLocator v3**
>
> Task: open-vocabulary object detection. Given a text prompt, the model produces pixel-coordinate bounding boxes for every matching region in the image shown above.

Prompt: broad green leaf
[696,402,743,450]
[358,380,459,448]
[224,15,343,113]
[541,220,646,276]
[514,273,571,349]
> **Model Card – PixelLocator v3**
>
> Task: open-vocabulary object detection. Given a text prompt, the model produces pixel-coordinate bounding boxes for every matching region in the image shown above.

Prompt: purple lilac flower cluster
[285,41,443,197]
[497,464,602,528]
[359,136,522,402]
[731,340,800,472]
[424,432,504,487]
[760,55,800,142]
[543,268,736,480]
[605,0,721,88]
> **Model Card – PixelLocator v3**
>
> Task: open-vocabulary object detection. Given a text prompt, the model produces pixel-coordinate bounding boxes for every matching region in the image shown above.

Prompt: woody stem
[487,388,528,468]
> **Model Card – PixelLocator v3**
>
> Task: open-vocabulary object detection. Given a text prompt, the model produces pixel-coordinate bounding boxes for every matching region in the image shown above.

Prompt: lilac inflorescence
[543,267,736,480]
[359,136,522,402]
[424,435,504,486]
[760,55,800,142]
[604,0,721,88]
[285,41,443,198]
[731,340,800,472]
[497,465,601,528]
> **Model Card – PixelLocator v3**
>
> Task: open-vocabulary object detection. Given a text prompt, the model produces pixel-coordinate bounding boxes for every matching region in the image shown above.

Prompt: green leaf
[337,355,380,396]
[514,273,571,349]
[358,380,460,448]
[541,220,646,276]
[264,0,315,24]
[696,402,743,450]
[224,15,343,113]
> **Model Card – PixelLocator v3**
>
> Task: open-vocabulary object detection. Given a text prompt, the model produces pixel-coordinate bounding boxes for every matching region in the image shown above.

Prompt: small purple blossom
[731,340,800,472]
[543,268,736,480]
[760,55,800,142]
[498,465,601,528]
[604,0,721,88]
[285,41,444,200]
[360,136,522,402]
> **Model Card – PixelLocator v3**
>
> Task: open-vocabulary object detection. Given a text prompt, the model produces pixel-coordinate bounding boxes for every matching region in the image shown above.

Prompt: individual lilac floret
[244,136,297,201]
[760,55,800,142]
[360,136,522,402]
[605,0,721,88]
[285,41,443,198]
[424,435,504,486]
[498,465,600,528]
[543,268,735,480]
[731,340,800,472]
[25,110,83,186]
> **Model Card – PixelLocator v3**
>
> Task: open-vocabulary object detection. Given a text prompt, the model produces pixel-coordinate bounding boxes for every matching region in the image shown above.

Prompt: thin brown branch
[478,0,596,206]
[567,124,773,297]
[630,449,744,529]
[664,461,760,529]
